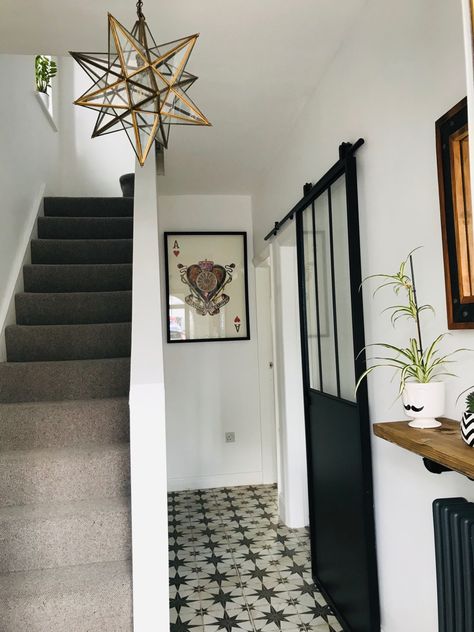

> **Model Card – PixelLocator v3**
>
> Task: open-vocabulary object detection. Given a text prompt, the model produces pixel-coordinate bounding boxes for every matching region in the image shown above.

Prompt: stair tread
[0,356,130,368]
[5,321,132,361]
[31,239,133,264]
[0,442,130,461]
[32,238,133,241]
[0,497,131,573]
[0,443,130,506]
[6,322,131,331]
[0,357,131,403]
[24,263,132,269]
[0,559,131,598]
[38,218,133,226]
[0,495,131,523]
[0,397,130,451]
[0,396,128,412]
[38,217,133,240]
[37,217,133,222]
[17,290,131,297]
[23,264,132,293]
[44,197,133,217]
[15,290,132,325]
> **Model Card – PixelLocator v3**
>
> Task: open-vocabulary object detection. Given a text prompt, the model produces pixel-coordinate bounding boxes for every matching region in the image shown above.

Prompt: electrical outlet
[225,432,235,443]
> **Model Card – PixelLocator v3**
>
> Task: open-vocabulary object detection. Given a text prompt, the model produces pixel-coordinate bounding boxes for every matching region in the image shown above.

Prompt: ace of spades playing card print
[164,232,250,342]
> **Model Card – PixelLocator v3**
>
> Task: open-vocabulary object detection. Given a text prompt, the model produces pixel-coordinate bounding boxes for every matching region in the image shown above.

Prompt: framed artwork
[164,232,250,343]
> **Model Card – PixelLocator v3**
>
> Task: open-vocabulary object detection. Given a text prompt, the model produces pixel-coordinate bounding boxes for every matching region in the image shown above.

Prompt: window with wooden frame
[436,97,474,328]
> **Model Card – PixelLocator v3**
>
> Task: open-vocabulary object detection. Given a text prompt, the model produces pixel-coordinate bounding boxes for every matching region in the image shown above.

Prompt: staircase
[0,197,134,631]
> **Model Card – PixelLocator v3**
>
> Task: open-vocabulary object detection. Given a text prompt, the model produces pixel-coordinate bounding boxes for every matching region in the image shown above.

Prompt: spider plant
[35,55,57,94]
[356,249,466,395]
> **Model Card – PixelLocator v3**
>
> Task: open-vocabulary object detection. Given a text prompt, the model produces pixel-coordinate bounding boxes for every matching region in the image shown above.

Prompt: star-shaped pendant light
[70,0,210,165]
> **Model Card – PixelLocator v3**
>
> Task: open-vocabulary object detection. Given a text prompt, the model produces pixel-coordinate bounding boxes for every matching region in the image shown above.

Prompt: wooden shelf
[373,418,474,479]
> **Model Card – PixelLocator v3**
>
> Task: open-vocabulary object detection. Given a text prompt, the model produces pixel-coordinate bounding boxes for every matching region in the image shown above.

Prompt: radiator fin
[433,498,474,632]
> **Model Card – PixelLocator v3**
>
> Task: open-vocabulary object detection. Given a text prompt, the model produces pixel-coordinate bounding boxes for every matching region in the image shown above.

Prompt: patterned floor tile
[199,588,247,612]
[202,609,255,631]
[170,607,203,630]
[249,602,302,631]
[168,485,341,631]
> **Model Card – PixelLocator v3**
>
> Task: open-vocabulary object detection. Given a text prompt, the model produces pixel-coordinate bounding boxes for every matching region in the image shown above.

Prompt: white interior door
[256,262,277,484]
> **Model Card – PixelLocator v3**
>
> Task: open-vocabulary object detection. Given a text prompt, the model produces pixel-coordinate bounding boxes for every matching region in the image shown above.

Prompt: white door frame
[269,225,309,528]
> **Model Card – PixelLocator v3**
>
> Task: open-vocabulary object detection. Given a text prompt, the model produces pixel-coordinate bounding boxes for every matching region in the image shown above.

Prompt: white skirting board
[0,184,45,361]
[167,470,267,492]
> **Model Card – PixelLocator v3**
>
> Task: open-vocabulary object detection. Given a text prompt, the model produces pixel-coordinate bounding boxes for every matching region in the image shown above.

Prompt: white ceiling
[0,0,366,194]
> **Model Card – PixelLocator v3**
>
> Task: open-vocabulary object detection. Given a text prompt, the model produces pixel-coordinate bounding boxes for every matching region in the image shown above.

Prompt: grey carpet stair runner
[0,196,133,631]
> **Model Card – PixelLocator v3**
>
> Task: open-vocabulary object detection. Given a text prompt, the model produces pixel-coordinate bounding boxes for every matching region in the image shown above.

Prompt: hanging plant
[35,55,57,94]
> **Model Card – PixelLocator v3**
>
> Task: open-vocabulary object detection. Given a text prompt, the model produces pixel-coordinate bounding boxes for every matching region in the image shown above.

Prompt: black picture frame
[164,231,250,343]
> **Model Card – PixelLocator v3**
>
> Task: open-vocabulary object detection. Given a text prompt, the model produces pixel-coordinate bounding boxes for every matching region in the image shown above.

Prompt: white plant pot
[402,382,445,429]
[34,90,57,132]
[37,90,50,109]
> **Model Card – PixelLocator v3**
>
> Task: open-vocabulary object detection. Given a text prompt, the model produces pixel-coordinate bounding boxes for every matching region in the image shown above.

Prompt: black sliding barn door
[295,144,380,631]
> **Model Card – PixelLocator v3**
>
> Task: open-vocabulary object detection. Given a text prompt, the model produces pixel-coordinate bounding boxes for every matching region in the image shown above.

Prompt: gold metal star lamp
[70,0,211,165]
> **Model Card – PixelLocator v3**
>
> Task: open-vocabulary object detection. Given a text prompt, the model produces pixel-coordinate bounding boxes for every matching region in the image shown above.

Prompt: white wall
[252,1,474,631]
[56,56,134,197]
[158,195,276,491]
[0,54,60,358]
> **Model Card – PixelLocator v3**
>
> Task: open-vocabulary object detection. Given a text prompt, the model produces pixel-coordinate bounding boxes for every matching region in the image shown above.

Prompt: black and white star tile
[169,484,343,632]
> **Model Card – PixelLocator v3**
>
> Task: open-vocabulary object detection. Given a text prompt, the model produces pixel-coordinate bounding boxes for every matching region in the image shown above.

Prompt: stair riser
[0,358,130,403]
[0,509,131,572]
[23,265,132,293]
[44,197,133,217]
[2,584,132,632]
[0,448,130,507]
[6,323,131,362]
[31,240,133,264]
[38,217,133,239]
[15,292,132,325]
[0,399,129,450]
[0,561,132,632]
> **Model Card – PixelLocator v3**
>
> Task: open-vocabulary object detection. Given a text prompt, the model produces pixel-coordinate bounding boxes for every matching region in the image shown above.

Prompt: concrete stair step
[31,239,133,264]
[0,443,130,507]
[0,496,131,573]
[15,291,132,325]
[0,357,130,403]
[0,398,129,450]
[23,264,132,293]
[0,560,132,632]
[38,217,133,240]
[5,323,131,362]
[44,196,133,218]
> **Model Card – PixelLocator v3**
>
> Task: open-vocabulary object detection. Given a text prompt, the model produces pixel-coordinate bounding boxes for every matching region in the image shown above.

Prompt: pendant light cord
[136,0,145,19]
